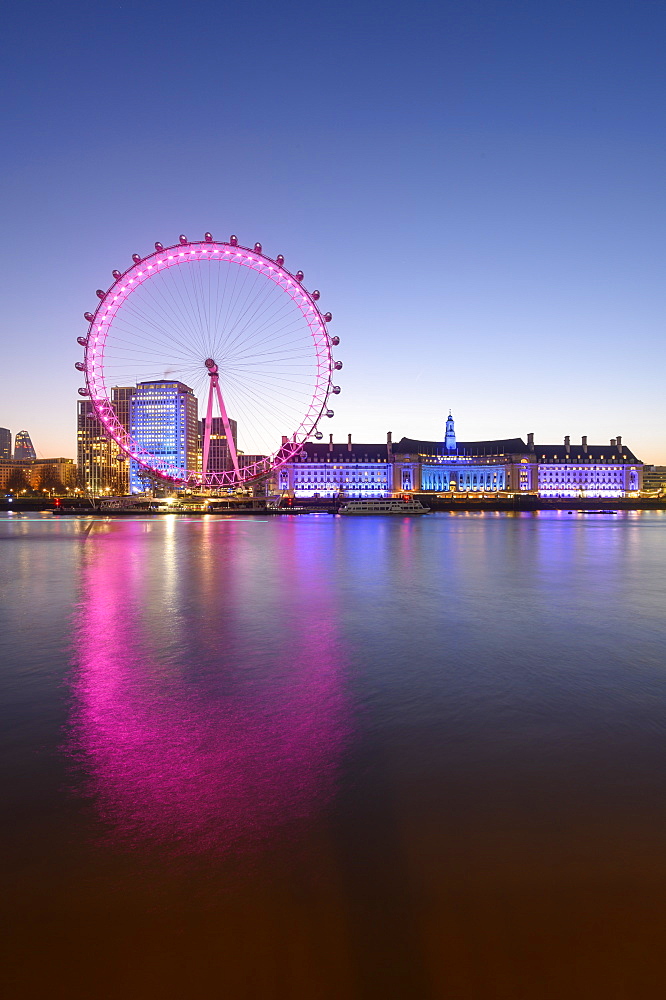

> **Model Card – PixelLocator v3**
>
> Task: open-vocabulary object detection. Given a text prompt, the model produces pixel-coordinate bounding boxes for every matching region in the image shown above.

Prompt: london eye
[76,233,342,488]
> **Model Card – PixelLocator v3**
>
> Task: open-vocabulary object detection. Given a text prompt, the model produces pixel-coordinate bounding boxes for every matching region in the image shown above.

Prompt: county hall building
[278,414,643,499]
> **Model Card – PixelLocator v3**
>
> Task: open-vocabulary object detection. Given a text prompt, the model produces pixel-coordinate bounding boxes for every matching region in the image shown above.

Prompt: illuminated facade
[14,430,36,460]
[395,433,524,493]
[278,436,392,498]
[532,436,641,498]
[77,387,133,495]
[129,381,198,493]
[399,419,642,498]
[0,457,76,492]
[0,428,11,460]
[278,416,643,500]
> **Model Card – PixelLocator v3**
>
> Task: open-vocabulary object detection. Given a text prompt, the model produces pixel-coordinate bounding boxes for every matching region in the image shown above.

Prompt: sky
[1,0,664,461]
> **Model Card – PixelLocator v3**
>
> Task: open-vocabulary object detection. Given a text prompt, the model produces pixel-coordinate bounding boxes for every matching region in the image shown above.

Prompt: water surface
[2,511,666,998]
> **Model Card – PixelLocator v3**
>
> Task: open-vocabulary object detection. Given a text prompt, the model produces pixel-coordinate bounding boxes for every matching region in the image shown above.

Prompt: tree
[5,467,31,493]
[37,465,66,495]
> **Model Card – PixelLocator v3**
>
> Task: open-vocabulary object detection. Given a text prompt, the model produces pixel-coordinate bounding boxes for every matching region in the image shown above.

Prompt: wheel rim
[80,240,335,487]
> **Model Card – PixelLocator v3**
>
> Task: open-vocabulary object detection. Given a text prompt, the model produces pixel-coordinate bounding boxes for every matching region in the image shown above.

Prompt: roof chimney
[564,435,570,454]
[281,435,288,445]
[610,438,616,448]
[582,435,588,454]
[616,435,622,449]
[527,432,534,451]
[387,431,393,456]
[347,433,352,453]
[329,433,334,453]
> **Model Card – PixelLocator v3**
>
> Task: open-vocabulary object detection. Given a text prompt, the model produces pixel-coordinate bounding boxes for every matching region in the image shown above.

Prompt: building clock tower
[445,412,456,452]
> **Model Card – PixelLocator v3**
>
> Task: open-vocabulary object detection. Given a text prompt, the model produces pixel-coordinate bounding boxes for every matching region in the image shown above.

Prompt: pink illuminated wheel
[76,234,341,488]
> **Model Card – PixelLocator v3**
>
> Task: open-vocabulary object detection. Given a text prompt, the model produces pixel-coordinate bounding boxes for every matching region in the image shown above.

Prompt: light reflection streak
[67,521,349,855]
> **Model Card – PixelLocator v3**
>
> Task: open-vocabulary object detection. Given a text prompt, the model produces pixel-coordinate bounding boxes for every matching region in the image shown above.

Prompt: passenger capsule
[312,290,320,300]
[179,234,188,244]
[96,289,105,300]
[204,232,213,242]
[296,270,304,282]
[77,336,88,346]
[78,387,90,396]
[314,431,323,440]
[276,254,284,266]
[132,253,142,264]
[112,269,121,280]
[155,242,164,251]
[254,242,262,253]
[83,312,94,323]
[330,336,340,346]
[326,409,334,418]
[230,234,238,246]
[324,312,332,322]
[334,360,343,370]
[75,361,86,372]
[332,385,341,394]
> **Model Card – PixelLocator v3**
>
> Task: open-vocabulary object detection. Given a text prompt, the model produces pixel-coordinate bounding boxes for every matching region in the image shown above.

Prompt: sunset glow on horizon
[1,1,664,461]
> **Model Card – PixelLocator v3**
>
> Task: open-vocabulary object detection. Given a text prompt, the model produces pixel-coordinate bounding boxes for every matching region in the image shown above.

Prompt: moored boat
[338,498,431,516]
[51,497,156,516]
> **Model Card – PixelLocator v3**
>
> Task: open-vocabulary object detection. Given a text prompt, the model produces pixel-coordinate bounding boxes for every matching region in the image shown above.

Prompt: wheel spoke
[84,244,334,488]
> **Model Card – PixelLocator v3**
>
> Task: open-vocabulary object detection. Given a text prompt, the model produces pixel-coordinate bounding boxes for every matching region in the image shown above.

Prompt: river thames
[2,510,666,998]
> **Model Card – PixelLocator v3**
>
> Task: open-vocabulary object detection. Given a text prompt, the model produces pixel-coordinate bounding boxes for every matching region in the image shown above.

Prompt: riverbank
[422,495,666,512]
[2,495,666,515]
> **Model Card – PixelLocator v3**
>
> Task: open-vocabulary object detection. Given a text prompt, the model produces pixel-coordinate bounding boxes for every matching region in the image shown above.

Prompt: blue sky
[1,0,664,460]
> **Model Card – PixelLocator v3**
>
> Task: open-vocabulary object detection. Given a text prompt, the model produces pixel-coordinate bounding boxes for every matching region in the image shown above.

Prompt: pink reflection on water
[67,522,349,854]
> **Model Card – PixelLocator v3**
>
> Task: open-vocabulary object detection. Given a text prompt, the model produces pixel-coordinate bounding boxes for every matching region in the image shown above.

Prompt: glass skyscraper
[129,381,198,493]
[14,430,36,460]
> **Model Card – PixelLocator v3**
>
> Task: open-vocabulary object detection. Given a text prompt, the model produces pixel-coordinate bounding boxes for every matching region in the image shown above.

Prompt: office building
[199,416,238,475]
[14,430,36,460]
[0,457,76,493]
[77,387,134,495]
[112,386,135,436]
[129,381,198,493]
[0,428,11,460]
[76,386,134,496]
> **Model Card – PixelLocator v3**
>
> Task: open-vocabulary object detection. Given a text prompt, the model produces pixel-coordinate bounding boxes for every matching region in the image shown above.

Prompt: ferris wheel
[76,233,342,489]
